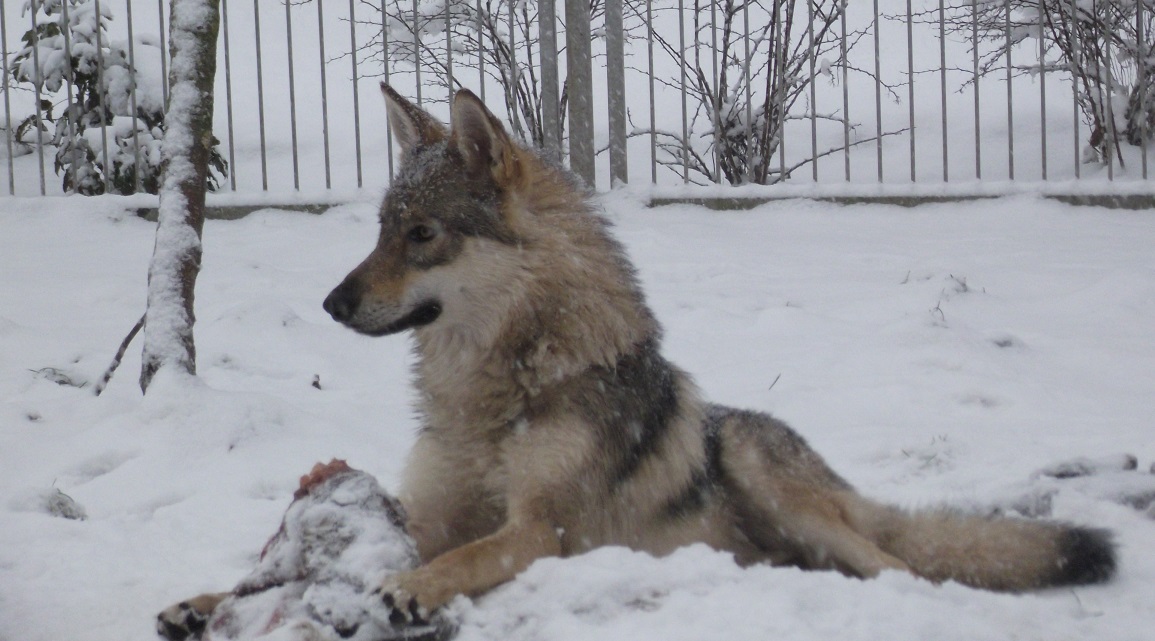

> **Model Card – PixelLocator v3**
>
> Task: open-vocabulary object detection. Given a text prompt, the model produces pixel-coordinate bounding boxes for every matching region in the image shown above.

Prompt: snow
[1,190,1154,641]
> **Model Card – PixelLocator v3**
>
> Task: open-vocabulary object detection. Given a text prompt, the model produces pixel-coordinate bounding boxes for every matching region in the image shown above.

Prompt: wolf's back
[863,503,1116,591]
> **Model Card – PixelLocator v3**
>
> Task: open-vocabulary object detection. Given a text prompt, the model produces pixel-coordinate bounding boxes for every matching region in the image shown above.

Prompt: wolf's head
[323,84,539,338]
[324,85,657,374]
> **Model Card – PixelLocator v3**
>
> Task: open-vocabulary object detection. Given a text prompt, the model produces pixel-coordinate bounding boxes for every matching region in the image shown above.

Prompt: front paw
[156,593,227,641]
[376,574,433,626]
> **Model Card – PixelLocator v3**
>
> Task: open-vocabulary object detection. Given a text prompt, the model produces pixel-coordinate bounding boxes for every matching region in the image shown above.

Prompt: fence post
[1140,0,1149,179]
[28,0,47,194]
[539,0,561,161]
[606,0,627,185]
[1,0,14,195]
[565,0,596,186]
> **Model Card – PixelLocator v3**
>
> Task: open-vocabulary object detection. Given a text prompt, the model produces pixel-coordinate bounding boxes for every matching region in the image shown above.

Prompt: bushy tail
[861,503,1116,591]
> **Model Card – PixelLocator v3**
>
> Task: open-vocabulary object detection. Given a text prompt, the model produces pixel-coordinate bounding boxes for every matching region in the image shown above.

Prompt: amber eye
[407,224,436,243]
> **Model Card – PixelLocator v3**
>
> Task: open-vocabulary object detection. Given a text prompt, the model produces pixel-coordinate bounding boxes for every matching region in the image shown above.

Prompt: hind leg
[714,410,910,578]
[736,475,911,578]
[774,489,911,578]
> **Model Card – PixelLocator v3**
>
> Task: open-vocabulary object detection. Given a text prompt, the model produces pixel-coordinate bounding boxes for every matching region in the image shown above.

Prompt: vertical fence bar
[647,0,657,183]
[349,0,363,188]
[540,0,561,160]
[710,0,718,182]
[254,0,269,190]
[841,2,850,180]
[745,0,753,182]
[973,0,981,179]
[412,0,421,105]
[220,0,237,190]
[1141,0,1149,179]
[566,0,596,185]
[286,0,301,189]
[60,0,81,193]
[1070,0,1080,178]
[1,1,15,195]
[678,0,688,183]
[29,0,46,195]
[476,0,485,103]
[775,0,785,181]
[158,0,169,105]
[508,0,521,137]
[607,0,627,184]
[1005,0,1014,180]
[93,0,111,193]
[693,5,701,176]
[693,0,701,157]
[382,0,394,181]
[939,0,948,181]
[873,0,883,182]
[445,0,454,92]
[808,0,817,181]
[127,0,144,192]
[1103,0,1114,181]
[907,0,916,181]
[1038,0,1047,180]
[317,0,332,189]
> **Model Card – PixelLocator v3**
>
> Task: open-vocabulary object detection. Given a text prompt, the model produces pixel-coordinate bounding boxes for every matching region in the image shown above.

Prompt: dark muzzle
[323,279,363,323]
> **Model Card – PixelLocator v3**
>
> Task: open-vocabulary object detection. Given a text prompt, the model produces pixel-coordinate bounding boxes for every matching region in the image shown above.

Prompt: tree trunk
[140,0,220,393]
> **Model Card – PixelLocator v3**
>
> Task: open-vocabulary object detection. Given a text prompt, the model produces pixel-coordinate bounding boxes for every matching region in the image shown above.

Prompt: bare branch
[94,313,145,397]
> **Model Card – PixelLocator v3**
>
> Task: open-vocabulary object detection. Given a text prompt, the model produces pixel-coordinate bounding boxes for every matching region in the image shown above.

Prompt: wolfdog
[159,84,1115,635]
[318,84,1115,621]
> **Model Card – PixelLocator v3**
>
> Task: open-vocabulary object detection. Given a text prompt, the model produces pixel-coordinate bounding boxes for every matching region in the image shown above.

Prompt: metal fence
[1,0,1151,197]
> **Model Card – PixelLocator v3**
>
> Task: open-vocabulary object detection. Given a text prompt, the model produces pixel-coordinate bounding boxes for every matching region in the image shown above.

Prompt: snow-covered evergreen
[10,0,224,194]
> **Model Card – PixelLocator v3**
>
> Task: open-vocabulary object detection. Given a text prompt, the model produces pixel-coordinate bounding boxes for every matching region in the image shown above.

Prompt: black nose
[323,280,362,323]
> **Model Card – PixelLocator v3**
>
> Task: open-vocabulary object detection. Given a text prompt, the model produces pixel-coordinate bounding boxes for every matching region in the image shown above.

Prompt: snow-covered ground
[1,189,1154,641]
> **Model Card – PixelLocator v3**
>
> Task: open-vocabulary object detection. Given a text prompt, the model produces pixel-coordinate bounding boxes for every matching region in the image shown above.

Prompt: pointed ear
[449,89,521,186]
[380,82,446,154]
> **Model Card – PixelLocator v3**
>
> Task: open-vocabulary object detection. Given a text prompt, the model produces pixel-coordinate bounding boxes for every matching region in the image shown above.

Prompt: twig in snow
[94,313,145,397]
[930,301,946,323]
